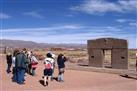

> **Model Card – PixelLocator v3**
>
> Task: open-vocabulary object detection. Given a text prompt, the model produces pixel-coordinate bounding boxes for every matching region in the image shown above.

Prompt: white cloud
[129,22,137,27]
[63,25,82,29]
[116,18,137,28]
[0,13,11,19]
[2,25,136,48]
[116,19,128,23]
[23,11,45,18]
[116,19,137,27]
[3,29,136,48]
[118,0,137,11]
[66,14,74,17]
[116,19,136,23]
[2,31,111,43]
[2,25,122,36]
[70,0,137,14]
[2,24,82,33]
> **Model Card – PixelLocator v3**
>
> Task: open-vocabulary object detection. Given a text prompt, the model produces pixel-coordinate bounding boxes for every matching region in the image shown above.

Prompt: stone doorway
[103,50,112,68]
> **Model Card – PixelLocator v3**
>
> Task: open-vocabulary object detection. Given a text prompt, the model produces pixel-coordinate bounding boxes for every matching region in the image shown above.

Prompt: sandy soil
[0,55,136,91]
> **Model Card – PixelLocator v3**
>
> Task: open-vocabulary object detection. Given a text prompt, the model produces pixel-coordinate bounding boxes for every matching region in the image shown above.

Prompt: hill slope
[0,39,86,48]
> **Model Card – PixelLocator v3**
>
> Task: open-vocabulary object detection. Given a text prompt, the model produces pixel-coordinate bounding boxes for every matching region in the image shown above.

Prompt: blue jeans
[58,74,64,81]
[17,68,25,84]
[58,68,64,81]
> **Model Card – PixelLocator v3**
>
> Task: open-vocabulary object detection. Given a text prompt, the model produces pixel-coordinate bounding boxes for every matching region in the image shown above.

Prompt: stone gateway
[87,38,128,69]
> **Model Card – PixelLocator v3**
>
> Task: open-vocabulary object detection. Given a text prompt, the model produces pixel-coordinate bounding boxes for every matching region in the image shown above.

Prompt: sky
[0,0,137,48]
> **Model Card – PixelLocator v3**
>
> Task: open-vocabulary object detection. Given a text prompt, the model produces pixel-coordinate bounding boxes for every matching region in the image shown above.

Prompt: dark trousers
[12,67,17,82]
[7,64,12,73]
[16,68,26,84]
[28,64,32,74]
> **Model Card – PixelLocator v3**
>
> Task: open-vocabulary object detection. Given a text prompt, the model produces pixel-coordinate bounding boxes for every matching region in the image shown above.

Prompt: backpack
[45,60,52,69]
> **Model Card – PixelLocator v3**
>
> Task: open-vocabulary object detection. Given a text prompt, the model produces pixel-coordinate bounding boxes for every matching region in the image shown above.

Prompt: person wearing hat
[43,53,55,86]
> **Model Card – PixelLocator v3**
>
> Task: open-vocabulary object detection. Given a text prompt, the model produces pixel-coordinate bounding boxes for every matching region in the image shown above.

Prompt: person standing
[31,52,38,76]
[57,54,67,82]
[27,51,32,75]
[50,53,56,81]
[25,50,32,75]
[6,52,12,73]
[15,49,27,85]
[43,53,54,86]
[12,49,19,82]
[136,53,137,72]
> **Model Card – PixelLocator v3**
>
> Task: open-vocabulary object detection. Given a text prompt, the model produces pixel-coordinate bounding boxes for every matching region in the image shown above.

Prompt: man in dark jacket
[57,54,67,82]
[15,50,27,84]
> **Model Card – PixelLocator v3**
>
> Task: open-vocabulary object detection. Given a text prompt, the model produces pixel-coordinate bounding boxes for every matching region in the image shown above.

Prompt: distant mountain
[0,39,86,49]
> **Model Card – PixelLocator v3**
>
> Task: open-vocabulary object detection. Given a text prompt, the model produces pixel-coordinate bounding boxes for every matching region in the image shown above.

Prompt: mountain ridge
[0,39,86,49]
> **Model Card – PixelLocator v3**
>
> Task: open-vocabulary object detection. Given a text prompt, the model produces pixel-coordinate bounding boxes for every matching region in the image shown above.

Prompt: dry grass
[33,50,88,63]
[34,49,137,61]
[33,49,137,70]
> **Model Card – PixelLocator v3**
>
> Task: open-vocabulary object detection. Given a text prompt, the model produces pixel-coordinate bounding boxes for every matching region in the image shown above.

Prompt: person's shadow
[39,80,45,86]
[120,74,137,80]
[39,77,58,86]
[53,77,58,81]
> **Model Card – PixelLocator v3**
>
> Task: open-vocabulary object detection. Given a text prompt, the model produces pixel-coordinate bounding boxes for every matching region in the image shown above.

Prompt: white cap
[52,53,56,59]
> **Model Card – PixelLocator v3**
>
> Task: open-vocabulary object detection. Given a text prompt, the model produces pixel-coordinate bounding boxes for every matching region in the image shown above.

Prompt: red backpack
[45,60,52,69]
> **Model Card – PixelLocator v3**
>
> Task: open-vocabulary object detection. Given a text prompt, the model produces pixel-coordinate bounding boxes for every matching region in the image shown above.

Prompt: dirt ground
[0,55,136,91]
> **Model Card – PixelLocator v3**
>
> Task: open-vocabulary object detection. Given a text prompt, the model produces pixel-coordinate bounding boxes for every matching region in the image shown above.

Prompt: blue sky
[0,0,137,48]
